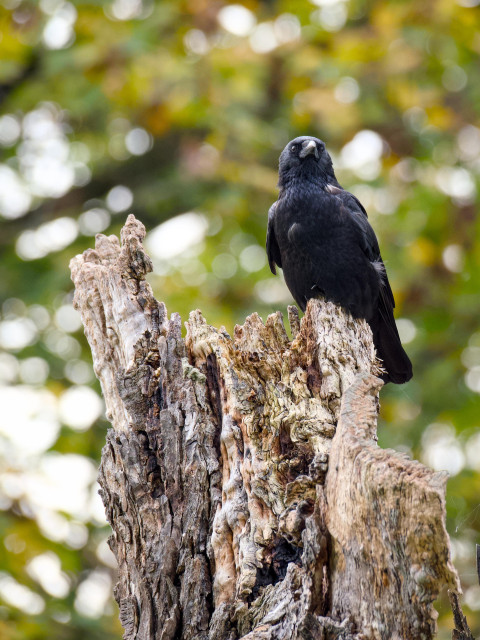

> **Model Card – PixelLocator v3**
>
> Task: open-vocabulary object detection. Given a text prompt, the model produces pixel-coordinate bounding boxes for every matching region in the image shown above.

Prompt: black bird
[266,135,413,384]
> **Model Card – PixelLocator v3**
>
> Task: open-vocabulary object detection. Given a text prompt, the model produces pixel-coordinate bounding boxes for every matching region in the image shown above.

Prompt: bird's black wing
[327,186,390,290]
[326,183,367,216]
[349,204,399,326]
[341,192,412,381]
[339,191,396,310]
[266,202,282,274]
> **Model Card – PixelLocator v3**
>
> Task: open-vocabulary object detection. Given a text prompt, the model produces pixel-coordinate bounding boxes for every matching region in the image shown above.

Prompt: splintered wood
[71,215,460,640]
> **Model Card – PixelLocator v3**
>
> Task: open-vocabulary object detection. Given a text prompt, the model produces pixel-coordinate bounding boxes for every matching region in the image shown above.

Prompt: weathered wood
[449,591,475,640]
[70,214,460,640]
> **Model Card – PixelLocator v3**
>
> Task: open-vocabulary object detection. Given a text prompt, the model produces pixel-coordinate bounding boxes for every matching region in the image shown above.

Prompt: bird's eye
[290,145,297,152]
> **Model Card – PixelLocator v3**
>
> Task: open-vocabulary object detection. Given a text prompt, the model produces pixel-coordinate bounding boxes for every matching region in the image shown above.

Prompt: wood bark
[70,214,460,640]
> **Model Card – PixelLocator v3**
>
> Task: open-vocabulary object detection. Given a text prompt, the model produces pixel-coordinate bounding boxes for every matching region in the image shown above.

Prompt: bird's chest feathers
[278,189,344,243]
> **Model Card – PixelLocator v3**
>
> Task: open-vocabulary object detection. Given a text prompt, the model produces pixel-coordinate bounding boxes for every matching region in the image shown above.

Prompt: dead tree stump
[70,214,460,640]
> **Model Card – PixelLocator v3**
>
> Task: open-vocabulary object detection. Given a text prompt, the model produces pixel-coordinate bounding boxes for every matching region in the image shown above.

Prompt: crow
[266,135,413,384]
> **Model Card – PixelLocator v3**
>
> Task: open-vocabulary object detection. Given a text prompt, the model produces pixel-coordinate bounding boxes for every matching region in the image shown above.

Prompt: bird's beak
[299,140,319,159]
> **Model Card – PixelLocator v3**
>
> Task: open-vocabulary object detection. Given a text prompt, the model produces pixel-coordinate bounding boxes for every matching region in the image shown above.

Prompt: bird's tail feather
[372,305,413,385]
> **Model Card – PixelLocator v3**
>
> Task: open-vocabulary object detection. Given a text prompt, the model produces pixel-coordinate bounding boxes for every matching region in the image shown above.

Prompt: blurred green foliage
[0,0,479,637]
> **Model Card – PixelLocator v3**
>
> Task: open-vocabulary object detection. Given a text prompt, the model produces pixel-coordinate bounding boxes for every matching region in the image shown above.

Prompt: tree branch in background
[70,215,461,640]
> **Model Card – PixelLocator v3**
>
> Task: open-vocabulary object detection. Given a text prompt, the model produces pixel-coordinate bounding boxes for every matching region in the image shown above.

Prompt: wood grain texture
[71,215,460,640]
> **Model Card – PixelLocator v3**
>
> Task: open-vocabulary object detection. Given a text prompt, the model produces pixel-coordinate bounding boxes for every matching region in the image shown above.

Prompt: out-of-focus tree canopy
[0,0,479,637]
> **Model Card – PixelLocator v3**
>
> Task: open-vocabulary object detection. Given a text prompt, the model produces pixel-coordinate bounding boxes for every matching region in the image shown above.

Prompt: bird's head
[278,136,337,188]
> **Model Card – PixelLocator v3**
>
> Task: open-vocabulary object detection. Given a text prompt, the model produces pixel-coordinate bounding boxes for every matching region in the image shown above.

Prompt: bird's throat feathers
[278,158,338,192]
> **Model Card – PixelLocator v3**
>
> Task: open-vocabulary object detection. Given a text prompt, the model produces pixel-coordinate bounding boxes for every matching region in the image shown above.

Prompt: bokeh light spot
[16,218,79,261]
[58,386,103,431]
[74,570,112,618]
[465,367,480,393]
[442,244,465,273]
[146,212,208,261]
[27,552,70,598]
[0,115,21,147]
[0,386,60,456]
[0,353,19,383]
[125,128,152,155]
[78,208,111,235]
[340,130,384,180]
[396,318,417,344]
[421,423,465,475]
[255,278,292,304]
[55,305,83,333]
[212,253,238,279]
[218,4,256,37]
[106,185,133,212]
[0,318,37,350]
[239,245,267,272]
[334,77,360,104]
[64,359,94,385]
[19,357,50,385]
[0,165,32,219]
[442,65,467,92]
[184,29,210,55]
[250,23,278,54]
[0,575,45,614]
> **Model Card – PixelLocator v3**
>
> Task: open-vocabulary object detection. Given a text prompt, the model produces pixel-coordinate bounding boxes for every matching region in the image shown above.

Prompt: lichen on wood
[70,214,460,640]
